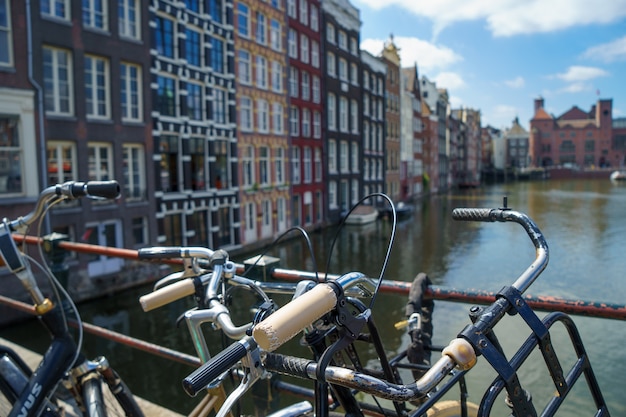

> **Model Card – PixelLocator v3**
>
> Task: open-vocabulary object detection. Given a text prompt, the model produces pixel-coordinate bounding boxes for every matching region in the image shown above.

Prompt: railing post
[43,232,70,289]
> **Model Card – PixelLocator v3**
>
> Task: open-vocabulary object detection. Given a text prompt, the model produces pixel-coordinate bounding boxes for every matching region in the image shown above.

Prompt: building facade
[322,0,362,222]
[287,0,325,229]
[381,37,401,202]
[400,64,424,200]
[504,117,529,169]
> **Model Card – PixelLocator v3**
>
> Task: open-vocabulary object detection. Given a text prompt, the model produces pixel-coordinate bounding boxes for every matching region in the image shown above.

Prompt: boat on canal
[344,205,379,225]
[609,169,626,181]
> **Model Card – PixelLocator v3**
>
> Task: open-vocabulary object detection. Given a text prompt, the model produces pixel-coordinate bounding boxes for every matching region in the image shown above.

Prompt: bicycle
[0,181,145,417]
[179,203,610,416]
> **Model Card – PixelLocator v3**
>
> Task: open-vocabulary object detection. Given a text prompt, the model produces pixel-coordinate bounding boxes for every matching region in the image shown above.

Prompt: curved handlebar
[182,336,256,397]
[252,272,373,352]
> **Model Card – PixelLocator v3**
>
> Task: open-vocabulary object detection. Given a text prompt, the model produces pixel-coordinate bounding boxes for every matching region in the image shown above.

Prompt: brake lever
[215,347,266,417]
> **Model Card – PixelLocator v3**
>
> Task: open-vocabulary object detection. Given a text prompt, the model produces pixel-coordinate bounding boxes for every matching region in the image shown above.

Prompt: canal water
[1,179,625,416]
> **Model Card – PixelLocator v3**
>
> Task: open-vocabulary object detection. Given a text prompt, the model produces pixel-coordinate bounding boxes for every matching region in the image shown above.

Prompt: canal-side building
[381,36,401,202]
[151,0,240,250]
[322,0,362,222]
[287,0,325,229]
[420,76,442,192]
[234,0,290,245]
[21,1,158,284]
[504,117,530,169]
[360,50,386,205]
[614,118,626,167]
[400,64,424,200]
[529,97,617,169]
[453,107,482,187]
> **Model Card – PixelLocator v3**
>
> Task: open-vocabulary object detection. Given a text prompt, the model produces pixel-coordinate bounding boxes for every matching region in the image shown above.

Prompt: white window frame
[255,11,266,45]
[291,147,300,185]
[274,147,285,185]
[41,0,70,21]
[312,76,320,103]
[301,71,310,100]
[259,146,270,186]
[239,96,253,131]
[314,148,321,182]
[329,181,337,209]
[299,0,308,25]
[43,46,74,116]
[238,49,251,85]
[289,67,298,98]
[339,96,348,133]
[311,41,319,68]
[302,108,311,138]
[122,143,145,200]
[47,140,77,185]
[237,3,250,38]
[310,4,318,31]
[257,99,270,133]
[0,0,13,66]
[327,52,335,77]
[88,142,113,181]
[85,54,110,119]
[213,88,228,124]
[261,199,272,237]
[287,0,296,18]
[303,146,311,184]
[119,0,140,39]
[85,220,123,277]
[339,140,348,173]
[327,93,336,131]
[288,29,298,58]
[351,62,358,85]
[313,111,321,138]
[338,31,347,50]
[271,60,283,93]
[270,19,281,51]
[351,142,359,173]
[328,139,337,173]
[242,145,255,187]
[255,55,268,89]
[83,0,108,31]
[350,99,359,134]
[120,61,142,122]
[300,34,309,64]
[277,197,286,232]
[244,202,256,242]
[290,106,299,136]
[339,58,347,81]
[326,22,334,44]
[272,102,284,134]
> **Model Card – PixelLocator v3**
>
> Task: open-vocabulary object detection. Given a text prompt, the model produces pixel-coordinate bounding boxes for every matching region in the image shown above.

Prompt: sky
[354,0,626,131]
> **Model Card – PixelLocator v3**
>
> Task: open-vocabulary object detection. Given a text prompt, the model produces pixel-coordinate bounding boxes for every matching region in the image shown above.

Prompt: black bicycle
[0,181,144,417]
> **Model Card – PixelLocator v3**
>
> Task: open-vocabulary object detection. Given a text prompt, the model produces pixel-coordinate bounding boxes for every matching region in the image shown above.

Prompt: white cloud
[504,76,525,89]
[449,95,464,108]
[355,0,626,38]
[554,66,609,82]
[581,35,626,62]
[559,82,591,94]
[360,36,462,73]
[434,72,466,90]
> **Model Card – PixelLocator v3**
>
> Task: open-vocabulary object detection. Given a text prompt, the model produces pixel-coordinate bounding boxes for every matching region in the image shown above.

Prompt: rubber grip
[84,181,121,199]
[139,279,195,312]
[137,247,182,259]
[252,284,337,352]
[452,208,495,222]
[182,340,248,397]
[264,353,312,379]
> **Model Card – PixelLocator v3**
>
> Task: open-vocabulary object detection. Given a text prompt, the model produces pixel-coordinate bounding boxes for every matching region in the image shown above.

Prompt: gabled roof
[532,107,552,120]
[558,106,591,121]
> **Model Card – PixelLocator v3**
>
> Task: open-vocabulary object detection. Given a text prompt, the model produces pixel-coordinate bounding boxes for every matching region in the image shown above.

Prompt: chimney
[534,97,544,111]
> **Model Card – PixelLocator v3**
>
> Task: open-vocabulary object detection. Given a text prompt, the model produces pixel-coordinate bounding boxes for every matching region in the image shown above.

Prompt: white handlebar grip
[253,284,338,352]
[139,279,196,312]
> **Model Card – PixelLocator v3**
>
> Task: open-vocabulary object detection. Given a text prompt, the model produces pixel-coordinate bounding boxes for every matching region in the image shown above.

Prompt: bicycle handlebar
[139,278,196,312]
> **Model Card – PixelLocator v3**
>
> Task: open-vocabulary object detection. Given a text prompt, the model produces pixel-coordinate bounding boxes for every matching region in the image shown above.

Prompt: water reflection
[1,180,624,415]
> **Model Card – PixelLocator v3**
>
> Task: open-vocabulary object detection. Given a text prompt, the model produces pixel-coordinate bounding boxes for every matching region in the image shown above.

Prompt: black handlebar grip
[264,353,312,379]
[66,181,120,199]
[137,247,182,259]
[182,338,252,397]
[452,208,496,222]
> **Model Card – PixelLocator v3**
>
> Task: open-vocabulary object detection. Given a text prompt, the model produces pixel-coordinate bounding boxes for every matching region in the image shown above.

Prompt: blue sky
[355,0,626,131]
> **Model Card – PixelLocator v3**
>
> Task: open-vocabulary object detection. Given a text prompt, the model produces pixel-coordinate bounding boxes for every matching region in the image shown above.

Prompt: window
[123,144,145,200]
[120,62,142,122]
[244,202,256,241]
[1,0,12,66]
[291,147,300,184]
[302,108,310,137]
[328,139,337,173]
[213,88,227,124]
[314,148,321,181]
[256,55,268,89]
[292,194,301,226]
[85,55,110,119]
[312,76,320,103]
[158,135,179,192]
[274,147,285,185]
[288,29,297,58]
[242,145,254,187]
[186,82,203,120]
[207,0,222,23]
[363,94,369,116]
[210,37,224,73]
[327,93,336,131]
[311,41,319,68]
[185,0,200,12]
[213,139,229,189]
[83,0,107,30]
[272,102,284,134]
[237,3,250,37]
[238,50,251,84]
[339,141,348,173]
[154,15,175,58]
[257,99,270,133]
[239,96,253,132]
[88,142,113,181]
[310,4,318,31]
[131,217,148,246]
[299,0,308,25]
[42,0,69,20]
[351,63,358,85]
[303,147,311,183]
[326,22,335,43]
[256,12,266,44]
[338,31,347,50]
[351,142,359,172]
[339,58,347,81]
[186,28,201,66]
[270,19,281,51]
[327,52,335,76]
[350,99,358,133]
[0,117,21,195]
[363,70,369,89]
[156,75,176,117]
[339,97,348,132]
[47,141,76,185]
[329,181,337,208]
[298,35,309,64]
[117,0,141,39]
[259,146,270,186]
[301,71,310,100]
[289,67,298,97]
[84,220,122,276]
[351,179,358,205]
[313,111,321,138]
[262,199,272,237]
[290,106,299,136]
[287,0,296,18]
[43,46,73,115]
[271,61,283,92]
[350,37,357,55]
[188,209,208,246]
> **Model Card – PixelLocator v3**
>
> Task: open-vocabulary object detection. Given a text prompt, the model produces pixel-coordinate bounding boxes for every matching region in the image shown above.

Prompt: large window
[326,52,335,77]
[213,88,227,124]
[313,111,321,138]
[301,108,310,137]
[211,37,225,73]
[189,137,206,190]
[240,96,252,131]
[47,141,76,186]
[213,139,229,189]
[303,146,311,183]
[237,3,250,37]
[122,143,145,200]
[255,55,268,89]
[328,139,337,173]
[291,147,300,185]
[154,15,175,58]
[186,28,202,67]
[85,55,110,119]
[314,148,321,181]
[289,106,299,136]
[274,147,285,185]
[271,61,283,92]
[186,82,203,120]
[259,146,270,186]
[339,97,348,132]
[238,50,251,84]
[339,140,348,173]
[156,75,176,117]
[43,46,73,115]
[83,0,107,30]
[311,41,319,68]
[41,0,69,20]
[88,142,113,181]
[256,11,266,45]
[301,71,309,100]
[289,67,298,97]
[350,99,359,133]
[272,102,283,134]
[119,0,139,39]
[257,99,269,133]
[158,134,179,192]
[312,76,320,103]
[327,93,336,131]
[288,29,297,58]
[120,62,142,122]
[300,34,309,64]
[270,19,281,51]
[0,117,21,194]
[207,0,222,23]
[0,0,12,66]
[242,145,254,187]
